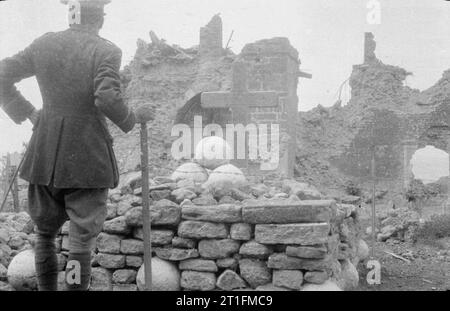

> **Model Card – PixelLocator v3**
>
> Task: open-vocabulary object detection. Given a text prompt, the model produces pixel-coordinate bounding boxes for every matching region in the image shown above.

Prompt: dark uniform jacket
[0,25,136,189]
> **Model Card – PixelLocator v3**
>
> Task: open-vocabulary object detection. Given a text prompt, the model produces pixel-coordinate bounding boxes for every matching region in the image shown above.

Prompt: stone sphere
[301,280,342,291]
[7,249,37,291]
[194,136,231,170]
[357,239,370,261]
[170,162,208,183]
[136,257,180,291]
[202,164,247,192]
[338,259,359,290]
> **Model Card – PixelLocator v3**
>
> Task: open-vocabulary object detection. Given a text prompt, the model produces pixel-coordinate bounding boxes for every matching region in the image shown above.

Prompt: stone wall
[52,178,364,291]
[296,33,450,205]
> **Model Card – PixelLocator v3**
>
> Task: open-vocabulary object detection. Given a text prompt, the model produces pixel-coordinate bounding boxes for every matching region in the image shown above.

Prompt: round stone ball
[203,164,247,191]
[357,239,370,261]
[136,257,180,291]
[337,259,359,290]
[7,249,37,291]
[194,136,231,170]
[171,162,208,183]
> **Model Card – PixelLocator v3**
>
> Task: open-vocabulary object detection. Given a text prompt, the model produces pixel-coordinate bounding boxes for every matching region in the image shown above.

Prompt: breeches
[28,183,108,251]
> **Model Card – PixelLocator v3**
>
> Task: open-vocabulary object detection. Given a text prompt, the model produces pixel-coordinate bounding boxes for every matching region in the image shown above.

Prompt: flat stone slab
[285,245,328,259]
[96,253,126,269]
[198,239,241,259]
[273,270,303,290]
[181,271,216,291]
[179,259,218,272]
[230,223,252,241]
[96,233,121,254]
[181,204,242,223]
[120,239,144,255]
[133,229,174,245]
[239,241,273,259]
[267,253,332,271]
[255,223,330,245]
[125,199,181,227]
[242,200,335,224]
[178,221,228,239]
[154,247,199,261]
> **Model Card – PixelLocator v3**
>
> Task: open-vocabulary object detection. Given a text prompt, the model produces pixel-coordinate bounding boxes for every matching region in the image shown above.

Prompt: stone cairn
[2,156,366,291]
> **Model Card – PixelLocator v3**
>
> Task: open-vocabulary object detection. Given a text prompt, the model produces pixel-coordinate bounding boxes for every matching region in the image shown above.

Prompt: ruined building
[297,33,450,205]
[113,15,449,205]
[113,15,310,182]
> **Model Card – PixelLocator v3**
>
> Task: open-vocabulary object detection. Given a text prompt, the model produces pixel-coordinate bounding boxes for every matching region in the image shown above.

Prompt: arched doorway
[411,146,449,184]
[410,145,449,216]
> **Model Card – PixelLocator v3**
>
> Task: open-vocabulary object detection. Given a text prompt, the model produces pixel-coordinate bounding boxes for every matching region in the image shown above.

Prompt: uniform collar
[69,24,100,36]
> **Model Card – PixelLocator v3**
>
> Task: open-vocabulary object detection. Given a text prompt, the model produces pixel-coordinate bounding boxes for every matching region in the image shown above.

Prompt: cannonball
[136,257,180,291]
[7,249,37,291]
[194,136,231,170]
[357,239,369,261]
[170,162,208,183]
[301,280,342,291]
[338,259,359,290]
[202,164,247,192]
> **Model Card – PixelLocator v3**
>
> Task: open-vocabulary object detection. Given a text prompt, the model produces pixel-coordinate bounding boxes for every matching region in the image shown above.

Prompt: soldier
[0,0,153,290]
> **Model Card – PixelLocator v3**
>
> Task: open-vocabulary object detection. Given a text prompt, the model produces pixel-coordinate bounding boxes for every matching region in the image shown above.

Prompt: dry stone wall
[52,178,364,291]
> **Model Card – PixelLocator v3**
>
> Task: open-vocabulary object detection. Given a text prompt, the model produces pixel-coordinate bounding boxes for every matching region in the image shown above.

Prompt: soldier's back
[31,27,119,112]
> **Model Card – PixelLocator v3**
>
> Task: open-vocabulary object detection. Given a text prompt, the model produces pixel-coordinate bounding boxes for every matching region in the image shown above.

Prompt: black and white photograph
[0,0,449,297]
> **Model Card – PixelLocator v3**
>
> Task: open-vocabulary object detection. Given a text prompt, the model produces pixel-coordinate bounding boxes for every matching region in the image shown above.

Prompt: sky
[0,0,449,180]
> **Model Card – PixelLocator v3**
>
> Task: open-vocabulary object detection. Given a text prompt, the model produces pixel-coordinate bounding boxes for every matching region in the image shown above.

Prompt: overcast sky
[0,0,449,180]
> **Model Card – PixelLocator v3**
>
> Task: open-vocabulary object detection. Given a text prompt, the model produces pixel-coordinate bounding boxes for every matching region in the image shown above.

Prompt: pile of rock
[2,161,366,291]
[0,212,36,291]
[375,208,421,243]
[81,166,364,291]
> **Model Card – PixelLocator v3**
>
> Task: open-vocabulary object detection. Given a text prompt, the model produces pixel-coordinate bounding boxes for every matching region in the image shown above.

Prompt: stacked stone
[50,174,360,291]
[2,174,363,291]
[92,181,181,291]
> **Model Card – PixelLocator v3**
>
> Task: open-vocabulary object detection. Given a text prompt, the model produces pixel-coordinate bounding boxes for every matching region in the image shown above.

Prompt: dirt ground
[354,203,450,291]
[355,239,450,291]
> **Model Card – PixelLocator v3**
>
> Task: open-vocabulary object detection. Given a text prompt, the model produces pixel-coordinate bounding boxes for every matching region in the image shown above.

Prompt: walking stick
[140,120,152,291]
[0,155,25,213]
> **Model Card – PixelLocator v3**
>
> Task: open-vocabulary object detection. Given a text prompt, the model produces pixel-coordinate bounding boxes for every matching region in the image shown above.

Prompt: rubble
[296,33,450,206]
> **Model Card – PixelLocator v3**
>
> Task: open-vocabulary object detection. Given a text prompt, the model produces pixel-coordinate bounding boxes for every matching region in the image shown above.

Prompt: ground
[355,203,450,291]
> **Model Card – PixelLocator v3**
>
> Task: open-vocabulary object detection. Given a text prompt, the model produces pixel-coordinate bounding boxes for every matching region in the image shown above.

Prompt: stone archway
[411,146,449,184]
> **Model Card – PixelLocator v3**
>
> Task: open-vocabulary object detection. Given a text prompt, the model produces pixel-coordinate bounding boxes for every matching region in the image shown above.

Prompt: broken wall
[297,33,450,205]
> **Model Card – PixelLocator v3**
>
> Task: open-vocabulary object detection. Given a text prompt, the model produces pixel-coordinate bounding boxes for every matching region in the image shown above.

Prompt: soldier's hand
[28,109,41,126]
[135,104,155,124]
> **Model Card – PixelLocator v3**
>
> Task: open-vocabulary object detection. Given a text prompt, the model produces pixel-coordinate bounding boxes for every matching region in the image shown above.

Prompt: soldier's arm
[0,44,37,124]
[94,45,136,133]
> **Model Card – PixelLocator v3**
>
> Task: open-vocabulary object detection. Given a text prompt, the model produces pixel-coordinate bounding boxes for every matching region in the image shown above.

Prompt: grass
[414,214,450,248]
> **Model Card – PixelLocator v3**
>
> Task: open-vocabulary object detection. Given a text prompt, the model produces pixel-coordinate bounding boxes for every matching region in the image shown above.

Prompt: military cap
[61,0,110,25]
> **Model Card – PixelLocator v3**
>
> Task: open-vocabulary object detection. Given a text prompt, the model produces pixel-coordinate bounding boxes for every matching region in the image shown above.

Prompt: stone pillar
[240,38,300,178]
[402,140,417,191]
[364,32,377,64]
[199,14,223,58]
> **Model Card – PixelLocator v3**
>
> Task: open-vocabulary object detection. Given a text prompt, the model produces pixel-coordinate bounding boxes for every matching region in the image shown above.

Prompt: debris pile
[366,207,421,243]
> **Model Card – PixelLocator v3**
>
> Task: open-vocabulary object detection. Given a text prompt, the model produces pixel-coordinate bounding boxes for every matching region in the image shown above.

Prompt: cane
[0,155,25,213]
[137,106,154,291]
